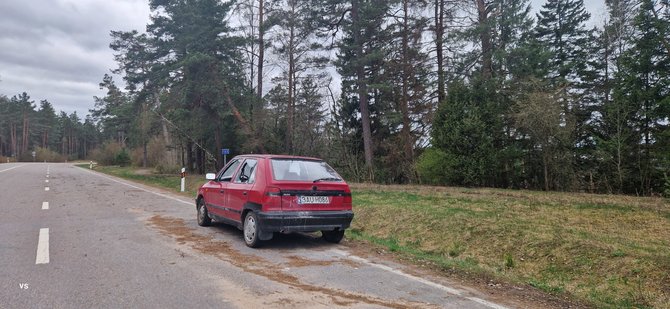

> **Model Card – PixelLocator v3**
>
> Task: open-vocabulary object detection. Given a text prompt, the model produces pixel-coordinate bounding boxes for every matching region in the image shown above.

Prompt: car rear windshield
[270,159,342,182]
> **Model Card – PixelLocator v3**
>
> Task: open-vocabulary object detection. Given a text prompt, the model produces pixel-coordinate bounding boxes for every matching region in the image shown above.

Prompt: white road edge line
[80,168,192,206]
[42,202,49,210]
[329,249,509,309]
[0,164,26,173]
[36,228,50,264]
[80,167,508,308]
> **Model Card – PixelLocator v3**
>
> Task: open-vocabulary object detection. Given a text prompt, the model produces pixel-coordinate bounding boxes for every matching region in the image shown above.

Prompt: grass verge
[81,165,670,308]
[349,183,670,309]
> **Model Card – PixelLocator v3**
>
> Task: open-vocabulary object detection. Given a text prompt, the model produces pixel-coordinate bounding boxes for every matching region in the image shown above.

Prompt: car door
[225,159,258,221]
[206,159,241,218]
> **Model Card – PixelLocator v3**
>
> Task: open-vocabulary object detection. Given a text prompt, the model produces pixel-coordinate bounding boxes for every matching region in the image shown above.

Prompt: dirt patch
[284,255,363,269]
[285,255,334,267]
[147,215,436,309]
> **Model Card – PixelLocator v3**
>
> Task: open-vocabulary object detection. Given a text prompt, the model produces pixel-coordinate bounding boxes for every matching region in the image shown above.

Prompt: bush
[90,142,129,166]
[154,163,180,174]
[114,149,131,166]
[416,148,452,185]
[130,137,168,168]
[35,147,66,162]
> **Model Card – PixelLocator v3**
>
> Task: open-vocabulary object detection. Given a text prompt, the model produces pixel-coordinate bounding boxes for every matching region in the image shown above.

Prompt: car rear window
[270,159,342,182]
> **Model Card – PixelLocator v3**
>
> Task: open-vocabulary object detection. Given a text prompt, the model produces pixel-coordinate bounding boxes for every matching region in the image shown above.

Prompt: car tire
[197,199,211,226]
[243,212,261,248]
[322,230,345,244]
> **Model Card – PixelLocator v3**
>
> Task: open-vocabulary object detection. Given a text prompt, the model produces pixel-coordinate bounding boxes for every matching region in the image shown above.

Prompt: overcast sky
[0,0,606,119]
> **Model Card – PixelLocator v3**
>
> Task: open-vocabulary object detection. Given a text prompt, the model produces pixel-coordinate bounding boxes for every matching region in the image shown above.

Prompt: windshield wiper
[313,177,342,183]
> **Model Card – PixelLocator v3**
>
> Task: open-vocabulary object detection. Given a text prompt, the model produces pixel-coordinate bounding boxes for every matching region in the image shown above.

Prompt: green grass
[349,183,670,309]
[82,165,670,308]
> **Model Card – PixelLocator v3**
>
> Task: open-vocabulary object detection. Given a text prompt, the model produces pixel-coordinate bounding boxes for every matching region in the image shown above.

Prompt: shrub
[35,147,66,162]
[90,141,124,166]
[154,163,180,174]
[416,148,452,185]
[114,149,131,166]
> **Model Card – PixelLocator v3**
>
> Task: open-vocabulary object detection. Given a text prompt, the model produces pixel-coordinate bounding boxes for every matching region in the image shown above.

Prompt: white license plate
[298,196,330,204]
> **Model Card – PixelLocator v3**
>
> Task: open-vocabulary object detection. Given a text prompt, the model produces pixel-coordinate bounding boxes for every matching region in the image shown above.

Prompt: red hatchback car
[196,155,354,247]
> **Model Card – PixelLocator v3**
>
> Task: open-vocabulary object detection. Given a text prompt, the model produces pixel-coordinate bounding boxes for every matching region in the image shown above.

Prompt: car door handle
[220,190,225,193]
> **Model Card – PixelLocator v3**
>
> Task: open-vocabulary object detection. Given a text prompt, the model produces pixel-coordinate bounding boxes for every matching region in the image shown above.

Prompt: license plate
[298,196,330,204]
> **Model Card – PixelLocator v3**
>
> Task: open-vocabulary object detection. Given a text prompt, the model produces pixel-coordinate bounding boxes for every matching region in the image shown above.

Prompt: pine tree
[535,0,592,82]
[315,0,393,179]
[614,0,670,194]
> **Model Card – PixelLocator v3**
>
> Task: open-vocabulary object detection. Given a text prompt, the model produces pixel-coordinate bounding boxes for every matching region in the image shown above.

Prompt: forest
[0,0,668,196]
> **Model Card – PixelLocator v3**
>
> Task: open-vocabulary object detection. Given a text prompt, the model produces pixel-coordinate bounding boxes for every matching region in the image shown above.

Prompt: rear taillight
[264,186,282,211]
[265,186,281,196]
[343,189,352,209]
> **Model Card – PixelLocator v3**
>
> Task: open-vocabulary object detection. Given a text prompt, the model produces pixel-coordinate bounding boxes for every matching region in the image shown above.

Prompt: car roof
[234,154,323,161]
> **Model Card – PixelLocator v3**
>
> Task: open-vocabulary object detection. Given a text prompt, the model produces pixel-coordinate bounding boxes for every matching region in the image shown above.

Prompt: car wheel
[197,199,211,226]
[322,230,345,244]
[243,212,261,248]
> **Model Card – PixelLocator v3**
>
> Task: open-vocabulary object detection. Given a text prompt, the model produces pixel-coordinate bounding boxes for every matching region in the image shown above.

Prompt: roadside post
[180,168,186,192]
[90,161,93,169]
[222,148,230,166]
[32,151,36,162]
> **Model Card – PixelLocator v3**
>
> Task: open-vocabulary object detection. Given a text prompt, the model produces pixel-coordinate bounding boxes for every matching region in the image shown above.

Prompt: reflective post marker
[180,167,186,192]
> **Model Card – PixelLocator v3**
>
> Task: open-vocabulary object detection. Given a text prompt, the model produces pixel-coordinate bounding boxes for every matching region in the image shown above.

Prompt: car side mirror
[239,174,249,183]
[205,173,216,180]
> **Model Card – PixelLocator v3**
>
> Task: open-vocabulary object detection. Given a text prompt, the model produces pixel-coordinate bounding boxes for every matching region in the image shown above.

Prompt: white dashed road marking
[45,179,49,183]
[0,165,26,173]
[36,228,50,264]
[45,187,50,191]
[42,202,49,210]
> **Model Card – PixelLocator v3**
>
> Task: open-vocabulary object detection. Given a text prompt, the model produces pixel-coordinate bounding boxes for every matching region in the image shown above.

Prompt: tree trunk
[475,0,492,79]
[352,0,374,178]
[22,115,29,154]
[435,0,446,103]
[400,0,413,162]
[286,8,296,154]
[186,141,194,173]
[196,144,204,175]
[257,0,265,99]
[10,123,17,157]
[215,126,223,169]
[143,141,148,168]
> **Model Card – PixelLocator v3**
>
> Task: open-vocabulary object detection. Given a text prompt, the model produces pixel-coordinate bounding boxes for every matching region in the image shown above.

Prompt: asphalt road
[0,163,511,309]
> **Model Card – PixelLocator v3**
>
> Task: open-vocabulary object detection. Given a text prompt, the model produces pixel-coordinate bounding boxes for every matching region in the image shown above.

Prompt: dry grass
[349,183,670,308]
[83,164,670,308]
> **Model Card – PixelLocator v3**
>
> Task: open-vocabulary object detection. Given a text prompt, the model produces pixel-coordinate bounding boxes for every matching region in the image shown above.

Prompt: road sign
[221,148,230,155]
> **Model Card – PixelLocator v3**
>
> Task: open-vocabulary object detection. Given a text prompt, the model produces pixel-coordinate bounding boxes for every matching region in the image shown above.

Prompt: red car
[196,155,354,247]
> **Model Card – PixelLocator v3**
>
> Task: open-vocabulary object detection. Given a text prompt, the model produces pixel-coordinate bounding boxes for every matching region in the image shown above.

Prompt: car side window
[235,159,258,184]
[218,159,241,182]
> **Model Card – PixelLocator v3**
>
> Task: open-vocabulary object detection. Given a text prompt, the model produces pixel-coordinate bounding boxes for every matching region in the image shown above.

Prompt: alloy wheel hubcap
[245,216,256,243]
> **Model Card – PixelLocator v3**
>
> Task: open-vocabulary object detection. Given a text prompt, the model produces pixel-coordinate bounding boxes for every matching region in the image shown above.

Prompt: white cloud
[0,0,150,117]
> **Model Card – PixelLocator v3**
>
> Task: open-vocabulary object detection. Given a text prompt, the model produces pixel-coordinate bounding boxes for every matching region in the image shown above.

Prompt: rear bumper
[257,210,354,232]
